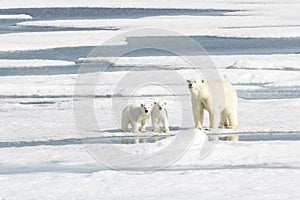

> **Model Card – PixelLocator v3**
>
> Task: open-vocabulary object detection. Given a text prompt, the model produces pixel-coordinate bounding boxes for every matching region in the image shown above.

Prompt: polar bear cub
[187,79,238,130]
[121,103,153,132]
[151,102,169,132]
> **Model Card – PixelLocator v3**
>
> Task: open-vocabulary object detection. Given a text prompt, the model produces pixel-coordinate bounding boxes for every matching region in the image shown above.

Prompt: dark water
[1,132,300,148]
[0,7,236,21]
[0,6,299,77]
[0,7,299,101]
[1,36,299,61]
[0,132,299,148]
[0,36,299,77]
[0,7,236,34]
[238,88,300,99]
[0,7,240,35]
[0,135,170,148]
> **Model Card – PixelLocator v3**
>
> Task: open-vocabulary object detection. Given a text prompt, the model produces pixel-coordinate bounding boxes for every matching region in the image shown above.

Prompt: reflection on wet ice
[121,136,168,144]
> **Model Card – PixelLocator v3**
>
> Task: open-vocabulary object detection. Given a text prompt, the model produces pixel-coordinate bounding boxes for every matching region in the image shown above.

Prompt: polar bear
[151,102,169,133]
[187,79,238,130]
[121,103,153,132]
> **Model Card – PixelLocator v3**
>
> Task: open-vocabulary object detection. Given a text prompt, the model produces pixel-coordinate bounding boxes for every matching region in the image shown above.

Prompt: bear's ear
[141,103,144,107]
[201,80,205,83]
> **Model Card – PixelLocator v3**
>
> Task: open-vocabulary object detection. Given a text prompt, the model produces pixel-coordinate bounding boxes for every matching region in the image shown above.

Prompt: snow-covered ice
[0,0,299,199]
[0,31,126,51]
[0,14,32,19]
[78,54,300,70]
[0,59,75,68]
[16,16,300,38]
[0,135,299,199]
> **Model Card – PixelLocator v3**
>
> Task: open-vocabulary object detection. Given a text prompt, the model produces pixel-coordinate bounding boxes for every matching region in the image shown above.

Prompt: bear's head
[153,102,167,111]
[140,103,153,115]
[187,79,205,90]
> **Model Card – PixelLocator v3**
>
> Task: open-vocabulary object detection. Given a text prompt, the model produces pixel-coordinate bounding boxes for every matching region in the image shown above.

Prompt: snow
[1,96,299,142]
[1,168,299,200]
[17,16,300,38]
[1,54,299,97]
[0,14,32,19]
[0,139,299,199]
[0,30,126,51]
[0,0,298,11]
[1,67,299,96]
[79,54,300,70]
[0,59,75,68]
[1,134,300,170]
[0,0,300,199]
[0,0,273,9]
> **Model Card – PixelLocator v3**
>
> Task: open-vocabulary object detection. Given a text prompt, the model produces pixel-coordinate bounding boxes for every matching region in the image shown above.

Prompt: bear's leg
[152,118,159,132]
[209,112,214,130]
[140,119,147,132]
[151,117,155,131]
[156,119,162,132]
[227,112,238,129]
[121,117,130,132]
[192,100,202,130]
[209,109,220,130]
[199,104,204,127]
[162,119,169,133]
[218,110,227,129]
[132,122,139,132]
[226,96,238,129]
[224,117,229,128]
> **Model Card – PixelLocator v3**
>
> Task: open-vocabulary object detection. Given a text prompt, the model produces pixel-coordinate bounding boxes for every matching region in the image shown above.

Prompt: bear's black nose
[145,110,148,113]
[159,107,162,110]
[189,83,192,88]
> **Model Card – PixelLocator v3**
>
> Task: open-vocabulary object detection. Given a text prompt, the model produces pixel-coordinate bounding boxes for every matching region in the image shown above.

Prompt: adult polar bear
[187,79,238,130]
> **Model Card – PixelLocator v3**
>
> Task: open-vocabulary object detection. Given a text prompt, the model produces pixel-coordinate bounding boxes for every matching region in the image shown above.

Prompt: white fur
[187,79,238,130]
[151,102,169,132]
[121,103,153,132]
